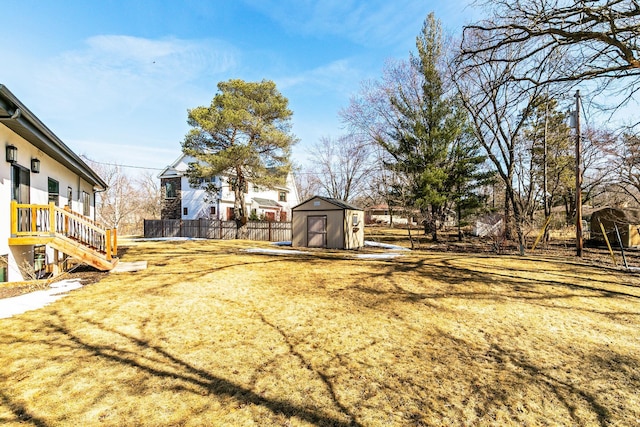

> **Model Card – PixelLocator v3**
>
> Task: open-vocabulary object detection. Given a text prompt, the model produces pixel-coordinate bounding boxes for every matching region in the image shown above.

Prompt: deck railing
[10,200,117,260]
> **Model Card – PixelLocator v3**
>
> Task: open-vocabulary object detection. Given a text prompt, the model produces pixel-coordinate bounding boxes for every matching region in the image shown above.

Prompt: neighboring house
[292,196,364,249]
[158,153,300,222]
[1,84,116,282]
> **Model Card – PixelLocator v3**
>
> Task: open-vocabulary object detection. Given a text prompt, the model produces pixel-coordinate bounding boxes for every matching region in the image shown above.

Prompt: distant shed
[292,196,364,249]
[590,207,640,248]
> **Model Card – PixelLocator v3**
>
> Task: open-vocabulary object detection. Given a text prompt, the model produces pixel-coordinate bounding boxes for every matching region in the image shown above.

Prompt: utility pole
[575,90,583,257]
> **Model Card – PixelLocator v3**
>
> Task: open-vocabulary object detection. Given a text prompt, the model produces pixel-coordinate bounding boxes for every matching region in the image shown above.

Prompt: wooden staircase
[8,200,118,271]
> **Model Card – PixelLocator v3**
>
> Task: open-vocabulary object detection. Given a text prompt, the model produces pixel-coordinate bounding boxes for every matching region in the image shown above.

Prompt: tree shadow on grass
[352,255,640,305]
[428,326,616,427]
[0,390,50,427]
[34,312,360,427]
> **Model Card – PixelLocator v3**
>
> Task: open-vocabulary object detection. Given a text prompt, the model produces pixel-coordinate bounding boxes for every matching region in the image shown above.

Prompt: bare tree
[85,160,163,235]
[340,61,412,219]
[462,0,640,107]
[453,29,560,253]
[135,171,163,220]
[293,165,321,202]
[90,162,139,233]
[610,132,640,205]
[306,134,373,203]
[579,125,618,208]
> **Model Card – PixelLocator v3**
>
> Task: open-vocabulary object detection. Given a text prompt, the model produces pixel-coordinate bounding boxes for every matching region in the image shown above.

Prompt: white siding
[163,155,299,221]
[1,125,97,281]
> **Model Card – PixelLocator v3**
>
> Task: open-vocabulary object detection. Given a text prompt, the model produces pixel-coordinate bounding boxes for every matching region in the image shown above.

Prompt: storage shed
[292,196,365,249]
[590,207,640,248]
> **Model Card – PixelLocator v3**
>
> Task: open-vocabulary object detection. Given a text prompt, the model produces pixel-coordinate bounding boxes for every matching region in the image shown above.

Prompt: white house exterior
[158,154,300,222]
[1,84,110,282]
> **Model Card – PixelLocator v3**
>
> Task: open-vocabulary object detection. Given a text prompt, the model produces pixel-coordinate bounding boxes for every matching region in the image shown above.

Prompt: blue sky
[2,0,479,174]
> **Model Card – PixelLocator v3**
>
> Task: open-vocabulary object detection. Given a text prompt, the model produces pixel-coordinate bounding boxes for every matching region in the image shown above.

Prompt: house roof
[293,195,363,211]
[252,198,281,208]
[158,153,296,192]
[0,84,107,190]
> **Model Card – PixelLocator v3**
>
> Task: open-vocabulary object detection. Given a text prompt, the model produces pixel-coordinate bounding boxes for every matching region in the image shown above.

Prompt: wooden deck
[9,201,118,271]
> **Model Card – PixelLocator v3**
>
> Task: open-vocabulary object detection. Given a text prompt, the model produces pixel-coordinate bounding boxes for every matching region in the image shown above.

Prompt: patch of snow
[355,253,404,259]
[245,248,309,255]
[272,241,292,246]
[364,241,410,251]
[0,279,84,319]
[126,237,208,242]
[110,261,148,273]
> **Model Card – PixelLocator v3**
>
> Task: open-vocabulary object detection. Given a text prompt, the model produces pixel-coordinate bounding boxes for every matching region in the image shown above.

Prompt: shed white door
[307,215,327,248]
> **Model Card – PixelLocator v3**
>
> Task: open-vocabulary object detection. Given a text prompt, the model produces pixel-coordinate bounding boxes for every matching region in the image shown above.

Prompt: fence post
[31,206,38,233]
[106,229,112,260]
[49,202,56,235]
[113,228,117,258]
[10,200,18,236]
[64,206,70,235]
[269,221,272,241]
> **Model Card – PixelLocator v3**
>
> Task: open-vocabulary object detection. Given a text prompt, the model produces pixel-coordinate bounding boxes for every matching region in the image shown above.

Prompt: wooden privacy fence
[144,219,292,242]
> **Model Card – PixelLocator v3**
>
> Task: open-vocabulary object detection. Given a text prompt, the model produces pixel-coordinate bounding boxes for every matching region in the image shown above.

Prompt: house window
[67,187,73,208]
[352,214,359,226]
[279,191,287,202]
[48,178,59,206]
[82,191,90,216]
[199,177,214,187]
[183,207,188,216]
[210,206,216,216]
[165,181,177,199]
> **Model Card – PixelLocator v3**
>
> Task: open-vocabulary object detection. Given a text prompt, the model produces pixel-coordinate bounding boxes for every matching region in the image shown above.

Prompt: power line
[80,155,164,171]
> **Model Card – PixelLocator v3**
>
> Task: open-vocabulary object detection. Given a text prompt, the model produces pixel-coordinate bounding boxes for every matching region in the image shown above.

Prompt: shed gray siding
[291,196,364,249]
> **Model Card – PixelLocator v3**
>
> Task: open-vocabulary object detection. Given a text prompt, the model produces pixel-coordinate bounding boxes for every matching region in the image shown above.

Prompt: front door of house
[11,164,30,233]
[307,215,327,248]
[11,164,30,203]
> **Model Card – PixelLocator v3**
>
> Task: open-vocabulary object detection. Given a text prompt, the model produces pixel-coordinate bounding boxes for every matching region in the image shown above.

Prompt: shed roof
[0,84,107,190]
[293,195,363,211]
[591,207,640,224]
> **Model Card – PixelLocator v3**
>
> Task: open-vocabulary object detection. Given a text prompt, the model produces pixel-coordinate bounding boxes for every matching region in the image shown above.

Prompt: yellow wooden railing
[10,200,117,261]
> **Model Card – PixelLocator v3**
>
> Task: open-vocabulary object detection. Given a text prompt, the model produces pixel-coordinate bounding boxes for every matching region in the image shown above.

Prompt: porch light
[5,145,17,163]
[31,158,41,173]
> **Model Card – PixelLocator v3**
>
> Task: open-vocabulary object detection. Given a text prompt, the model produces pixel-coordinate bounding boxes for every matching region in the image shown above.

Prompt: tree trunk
[457,203,463,242]
[506,186,526,255]
[503,190,512,240]
[233,172,249,239]
[431,206,440,242]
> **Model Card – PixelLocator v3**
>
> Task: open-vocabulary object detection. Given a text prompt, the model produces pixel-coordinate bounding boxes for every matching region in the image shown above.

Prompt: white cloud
[32,35,238,119]
[242,0,430,47]
[277,58,361,94]
[2,35,241,170]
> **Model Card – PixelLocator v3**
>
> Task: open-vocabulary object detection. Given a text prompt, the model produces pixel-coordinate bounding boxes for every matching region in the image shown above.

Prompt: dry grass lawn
[0,237,639,426]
